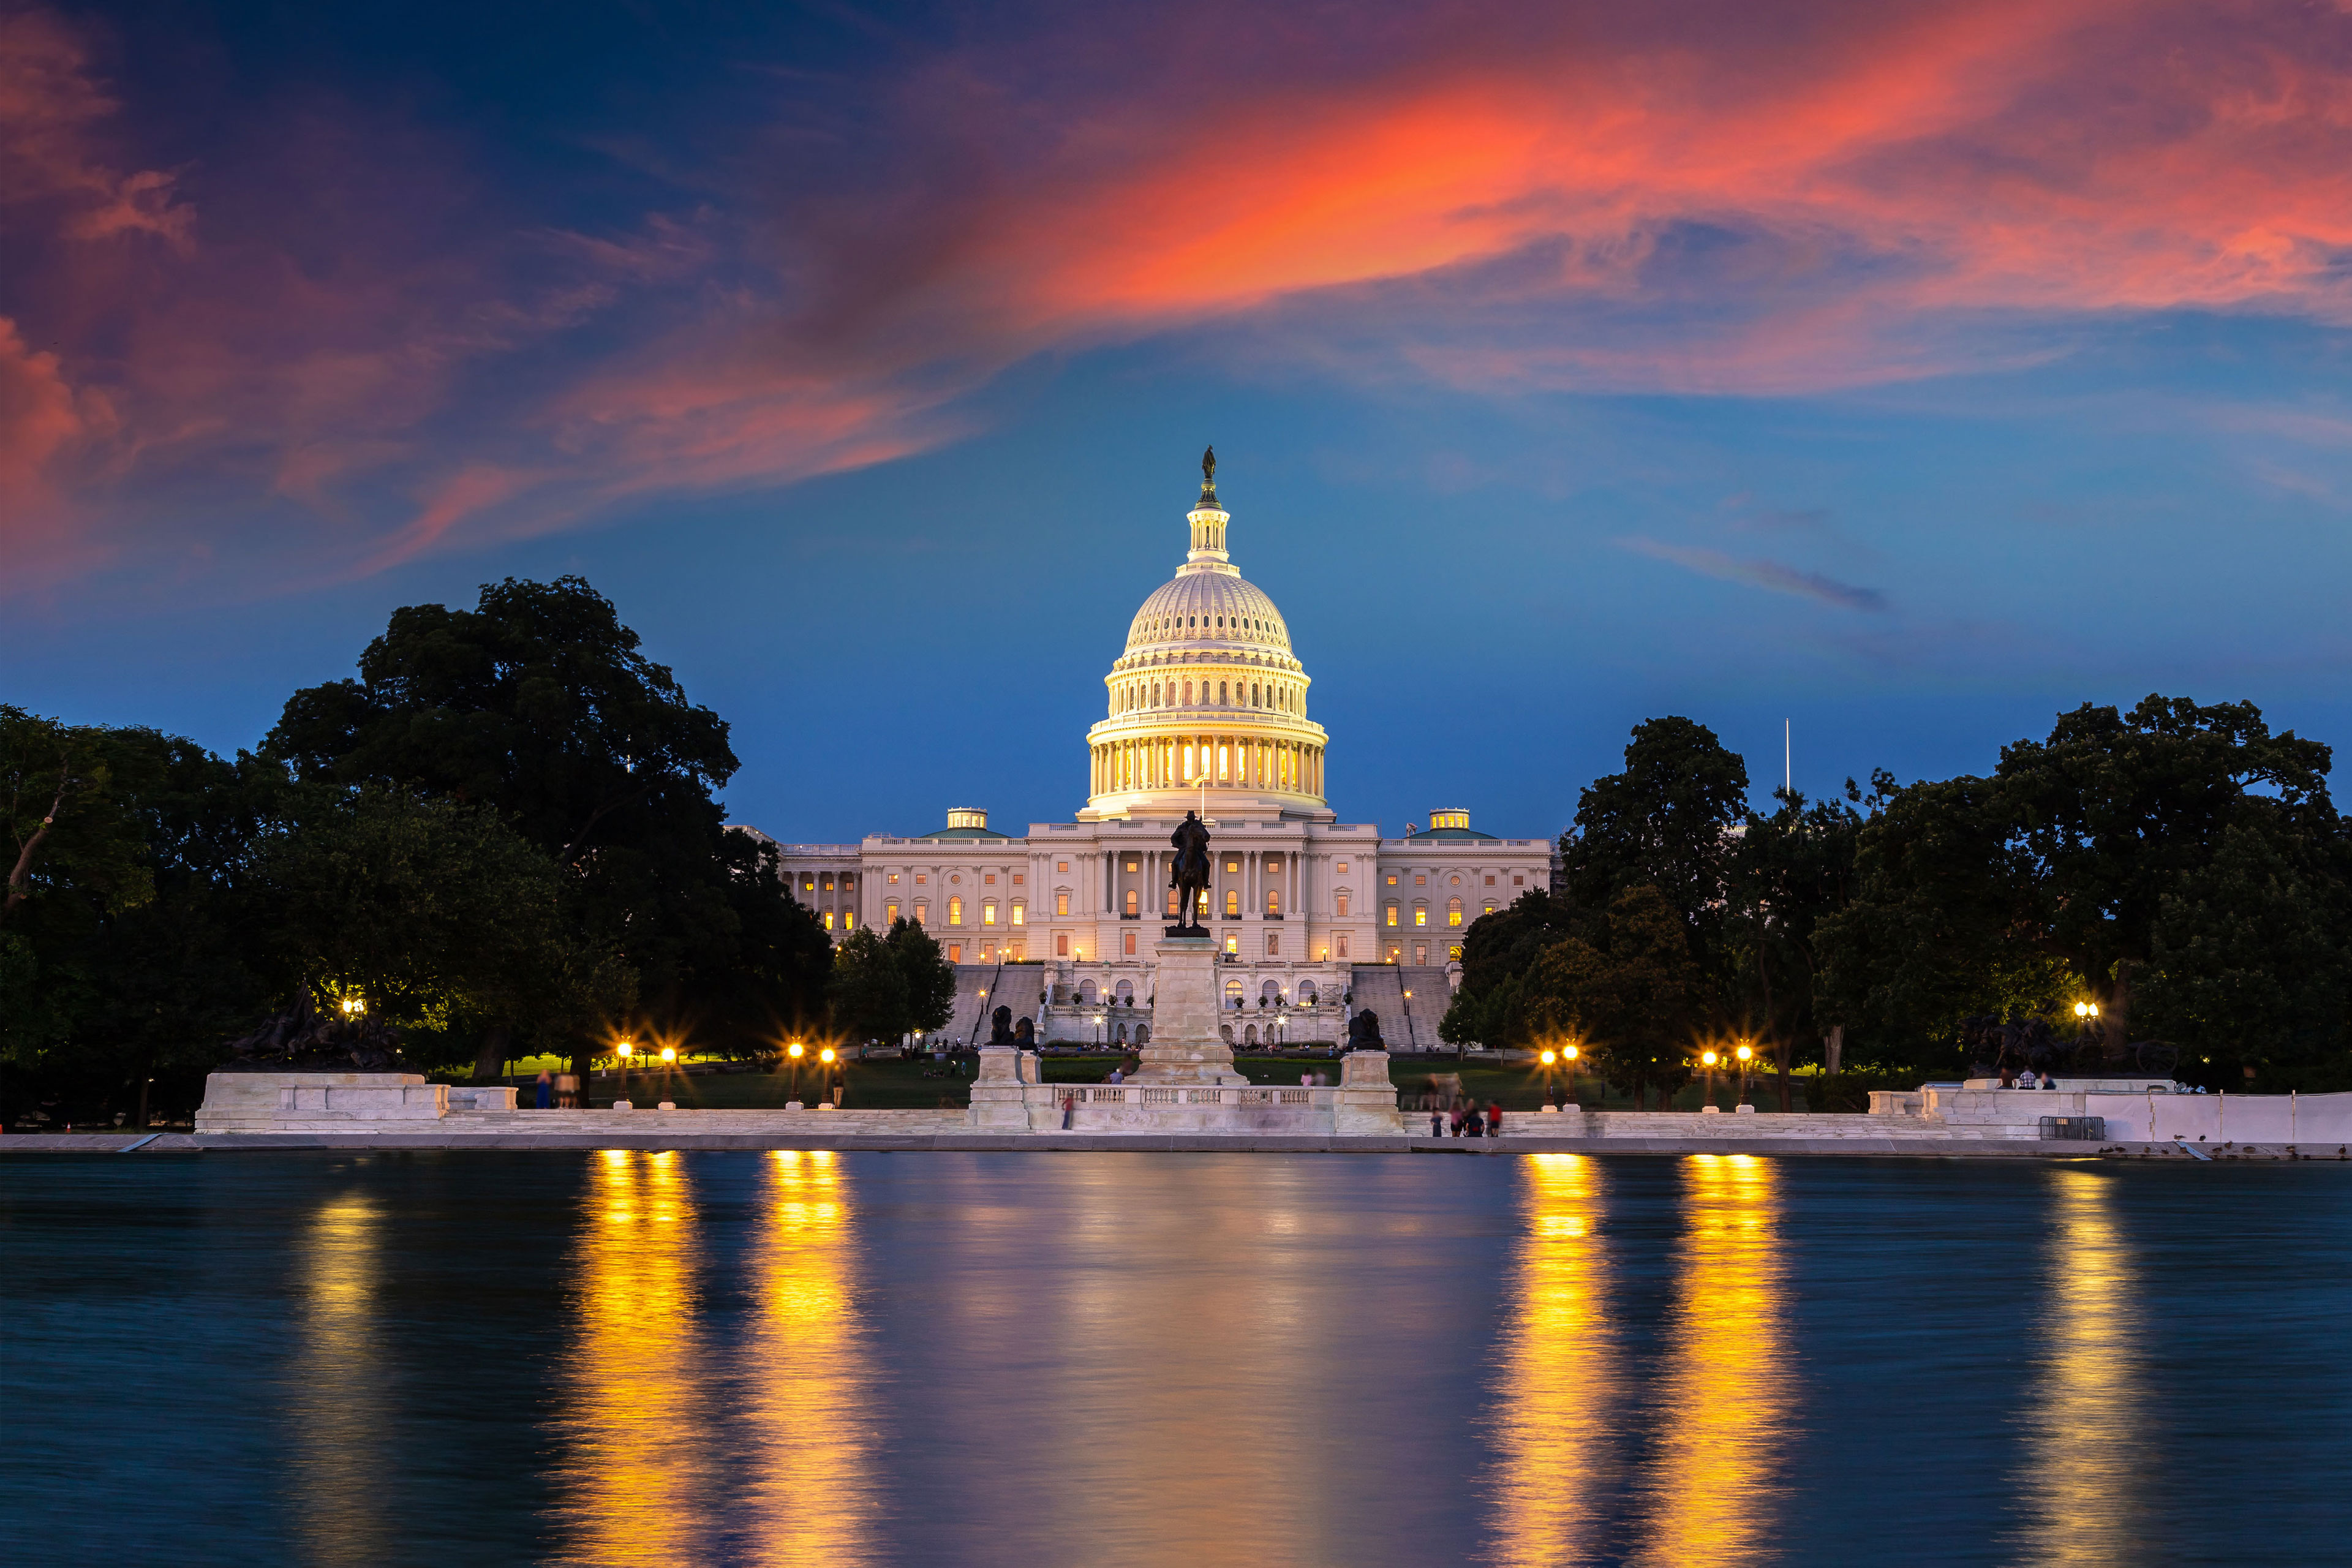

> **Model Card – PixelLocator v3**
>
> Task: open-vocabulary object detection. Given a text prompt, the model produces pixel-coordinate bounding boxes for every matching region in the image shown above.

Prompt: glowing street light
[1701,1048,1719,1109]
[819,1046,840,1107]
[339,995,366,1018]
[615,1039,634,1105]
[1735,1041,1754,1106]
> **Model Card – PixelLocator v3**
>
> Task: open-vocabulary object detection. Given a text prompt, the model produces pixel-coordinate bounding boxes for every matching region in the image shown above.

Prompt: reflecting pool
[4,1153,2346,1566]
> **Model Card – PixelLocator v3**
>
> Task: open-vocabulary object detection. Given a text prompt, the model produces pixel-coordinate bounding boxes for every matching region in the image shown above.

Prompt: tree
[1725,778,1875,1107]
[1439,889,1589,1049]
[1560,717,1749,976]
[827,927,908,1048]
[886,916,956,1041]
[2,707,155,930]
[264,576,804,1081]
[1520,883,1703,1109]
[1817,695,2349,1084]
[247,783,634,1064]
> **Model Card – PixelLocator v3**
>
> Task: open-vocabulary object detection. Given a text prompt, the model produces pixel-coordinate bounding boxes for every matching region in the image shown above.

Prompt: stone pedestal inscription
[1132,935,1245,1085]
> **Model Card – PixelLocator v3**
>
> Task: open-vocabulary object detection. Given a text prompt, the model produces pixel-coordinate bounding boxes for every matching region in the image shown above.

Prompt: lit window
[886,900,899,922]
[1011,902,1025,925]
[1415,944,1428,964]
[1415,905,1428,927]
[983,901,998,925]
[821,875,833,891]
[1058,861,1069,873]
[1123,932,1136,956]
[1123,859,1139,872]
[822,911,834,930]
[888,872,900,884]
[1449,943,1463,960]
[1058,893,1071,916]
[1225,858,1241,873]
[985,873,997,885]
[1265,890,1280,915]
[1226,889,1240,916]
[914,902,928,924]
[1125,889,1139,916]
[1057,932,1070,957]
[1415,874,1427,887]
[1336,861,1350,874]
[802,876,815,892]
[841,875,856,891]
[1336,892,1350,917]
[1387,945,1400,963]
[1385,903,1398,927]
[949,896,963,925]
[1012,873,1023,886]
[1167,888,1179,916]
[1483,901,1496,915]
[948,944,962,963]
[1513,875,1525,886]
[1386,873,1398,886]
[1448,897,1463,926]
[916,873,927,885]
[843,911,857,929]
[1224,935,1238,954]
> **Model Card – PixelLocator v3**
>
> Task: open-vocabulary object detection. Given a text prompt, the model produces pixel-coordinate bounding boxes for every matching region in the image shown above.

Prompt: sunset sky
[6,0,2350,840]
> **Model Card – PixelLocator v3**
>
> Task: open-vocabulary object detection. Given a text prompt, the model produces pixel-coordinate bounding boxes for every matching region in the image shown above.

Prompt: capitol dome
[1080,459,1330,822]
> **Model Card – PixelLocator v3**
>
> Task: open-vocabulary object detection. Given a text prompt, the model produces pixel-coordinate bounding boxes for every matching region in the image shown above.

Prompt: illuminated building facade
[741,466,1556,1048]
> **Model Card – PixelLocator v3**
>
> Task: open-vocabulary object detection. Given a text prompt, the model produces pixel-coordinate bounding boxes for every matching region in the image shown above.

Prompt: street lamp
[1700,1048,1719,1109]
[787,1039,804,1104]
[616,1039,634,1105]
[820,1046,839,1106]
[1735,1042,1754,1106]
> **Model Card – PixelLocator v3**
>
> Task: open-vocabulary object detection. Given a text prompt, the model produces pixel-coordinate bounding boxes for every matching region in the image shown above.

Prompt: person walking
[1429,1105,1444,1138]
[533,1070,552,1109]
[1060,1092,1075,1130]
[1486,1101,1503,1138]
[1449,1101,1466,1137]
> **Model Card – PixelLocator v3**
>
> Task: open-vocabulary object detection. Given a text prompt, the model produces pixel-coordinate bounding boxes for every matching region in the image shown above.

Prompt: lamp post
[1562,1042,1580,1108]
[660,1044,677,1102]
[820,1046,839,1106]
[1735,1042,1754,1107]
[1700,1049,1719,1110]
[787,1040,804,1105]
[615,1040,634,1106]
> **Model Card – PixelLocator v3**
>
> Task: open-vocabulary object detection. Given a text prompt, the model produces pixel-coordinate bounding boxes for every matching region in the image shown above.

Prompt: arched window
[1225,889,1240,916]
[1115,980,1134,1004]
[948,895,962,924]
[1077,979,1097,1004]
[1298,981,1319,1005]
[1224,979,1244,1007]
[1183,680,1193,705]
[1448,897,1463,925]
[1384,902,1398,927]
[1261,980,1281,1002]
[1414,903,1428,927]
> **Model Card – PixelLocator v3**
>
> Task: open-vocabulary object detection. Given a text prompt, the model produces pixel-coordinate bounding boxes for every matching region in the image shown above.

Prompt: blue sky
[6,0,2348,840]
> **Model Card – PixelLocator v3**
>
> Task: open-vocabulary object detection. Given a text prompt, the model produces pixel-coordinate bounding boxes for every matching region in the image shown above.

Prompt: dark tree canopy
[1561,716,1749,968]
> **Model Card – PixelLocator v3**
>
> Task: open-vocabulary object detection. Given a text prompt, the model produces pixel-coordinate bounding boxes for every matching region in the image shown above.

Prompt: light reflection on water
[558,1150,709,1567]
[15,1152,2342,1566]
[1632,1153,1792,1568]
[2011,1168,2149,1567]
[734,1150,876,1565]
[1488,1153,1619,1567]
[292,1194,385,1567]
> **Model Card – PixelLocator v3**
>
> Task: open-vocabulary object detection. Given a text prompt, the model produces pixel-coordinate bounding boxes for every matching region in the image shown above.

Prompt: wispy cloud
[1618,537,1891,611]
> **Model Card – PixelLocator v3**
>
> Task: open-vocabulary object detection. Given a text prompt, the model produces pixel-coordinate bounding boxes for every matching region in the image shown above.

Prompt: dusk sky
[6,0,2350,842]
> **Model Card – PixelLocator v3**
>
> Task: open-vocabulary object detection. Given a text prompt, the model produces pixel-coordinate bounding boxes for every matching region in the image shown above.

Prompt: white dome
[1126,573,1291,657]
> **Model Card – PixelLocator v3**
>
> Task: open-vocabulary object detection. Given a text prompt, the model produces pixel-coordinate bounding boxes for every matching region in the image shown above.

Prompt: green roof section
[1405,825,1499,840]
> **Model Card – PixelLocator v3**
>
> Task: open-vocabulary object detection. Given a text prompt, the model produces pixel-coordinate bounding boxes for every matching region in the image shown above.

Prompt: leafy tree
[1560,716,1749,977]
[247,783,634,1065]
[265,576,821,1080]
[1724,778,1876,1106]
[827,926,908,1048]
[1818,696,2348,1084]
[1439,889,1589,1049]
[2,706,156,931]
[886,916,956,1040]
[1520,883,1703,1109]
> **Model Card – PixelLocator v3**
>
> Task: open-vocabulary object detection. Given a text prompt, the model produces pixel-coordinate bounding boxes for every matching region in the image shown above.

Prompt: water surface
[4,1152,2345,1566]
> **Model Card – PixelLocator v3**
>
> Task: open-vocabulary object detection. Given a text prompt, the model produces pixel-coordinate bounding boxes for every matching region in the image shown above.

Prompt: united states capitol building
[741,459,1558,1050]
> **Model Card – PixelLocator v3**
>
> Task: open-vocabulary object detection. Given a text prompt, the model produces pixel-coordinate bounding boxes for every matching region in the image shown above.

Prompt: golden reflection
[1490,1154,1618,1567]
[1631,1155,1791,1568]
[293,1194,385,1566]
[740,1150,876,1564]
[562,1149,707,1567]
[2011,1169,2147,1566]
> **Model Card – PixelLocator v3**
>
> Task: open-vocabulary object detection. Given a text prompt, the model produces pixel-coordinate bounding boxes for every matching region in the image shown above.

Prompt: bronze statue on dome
[1201,445,1216,489]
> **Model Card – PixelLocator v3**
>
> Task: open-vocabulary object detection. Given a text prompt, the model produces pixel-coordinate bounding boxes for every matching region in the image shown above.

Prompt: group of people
[1430,1099,1503,1139]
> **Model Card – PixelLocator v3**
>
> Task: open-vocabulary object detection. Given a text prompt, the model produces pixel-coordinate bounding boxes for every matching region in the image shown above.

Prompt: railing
[1072,1085,1338,1108]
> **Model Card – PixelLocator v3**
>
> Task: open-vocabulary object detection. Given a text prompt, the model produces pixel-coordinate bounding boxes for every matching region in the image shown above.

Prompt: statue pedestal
[1132,935,1245,1085]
